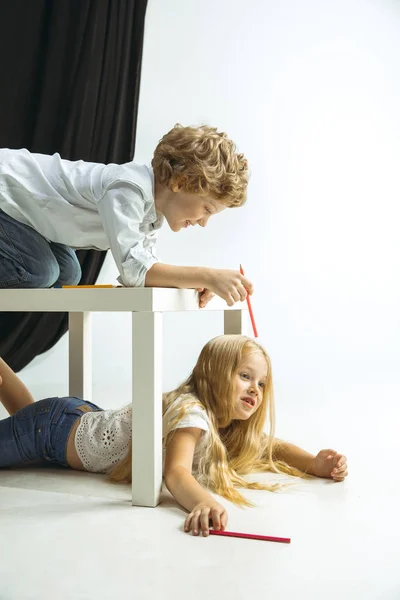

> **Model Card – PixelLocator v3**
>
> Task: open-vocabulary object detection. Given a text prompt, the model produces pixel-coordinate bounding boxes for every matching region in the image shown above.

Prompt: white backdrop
[8,0,399,452]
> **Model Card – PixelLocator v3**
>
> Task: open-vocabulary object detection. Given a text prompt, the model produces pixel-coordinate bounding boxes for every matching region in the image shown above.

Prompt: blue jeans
[0,396,103,468]
[0,207,82,288]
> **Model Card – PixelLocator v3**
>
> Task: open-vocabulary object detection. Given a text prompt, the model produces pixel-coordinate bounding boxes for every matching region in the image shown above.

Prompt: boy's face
[163,187,227,232]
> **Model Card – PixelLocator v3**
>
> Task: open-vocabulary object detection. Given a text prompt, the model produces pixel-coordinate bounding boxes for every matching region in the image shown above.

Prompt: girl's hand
[184,501,228,537]
[196,288,215,308]
[312,449,348,481]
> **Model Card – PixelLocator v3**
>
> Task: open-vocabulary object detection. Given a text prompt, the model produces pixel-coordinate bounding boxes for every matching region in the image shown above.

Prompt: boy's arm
[145,262,253,306]
[273,438,316,475]
[0,357,35,415]
[145,263,210,290]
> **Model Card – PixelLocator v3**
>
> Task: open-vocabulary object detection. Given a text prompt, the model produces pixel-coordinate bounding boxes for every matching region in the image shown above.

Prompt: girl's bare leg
[0,357,35,415]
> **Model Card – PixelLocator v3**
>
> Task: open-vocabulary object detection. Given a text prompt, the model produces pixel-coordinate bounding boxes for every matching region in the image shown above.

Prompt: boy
[0,124,253,307]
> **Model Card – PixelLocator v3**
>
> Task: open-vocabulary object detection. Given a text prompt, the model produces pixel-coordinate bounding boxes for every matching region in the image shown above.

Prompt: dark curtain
[0,0,148,371]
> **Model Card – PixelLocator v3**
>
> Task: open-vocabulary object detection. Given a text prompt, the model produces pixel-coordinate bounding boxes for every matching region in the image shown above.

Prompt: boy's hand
[184,500,228,537]
[196,288,215,308]
[312,449,348,481]
[205,269,253,306]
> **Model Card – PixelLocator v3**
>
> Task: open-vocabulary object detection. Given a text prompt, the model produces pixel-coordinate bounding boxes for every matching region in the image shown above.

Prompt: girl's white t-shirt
[74,395,210,474]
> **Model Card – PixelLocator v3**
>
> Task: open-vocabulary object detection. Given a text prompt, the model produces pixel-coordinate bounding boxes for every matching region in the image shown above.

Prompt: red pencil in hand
[209,529,290,544]
[239,264,258,338]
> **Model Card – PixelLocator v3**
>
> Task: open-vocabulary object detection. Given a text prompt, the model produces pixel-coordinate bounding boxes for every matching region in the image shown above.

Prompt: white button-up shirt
[0,148,163,286]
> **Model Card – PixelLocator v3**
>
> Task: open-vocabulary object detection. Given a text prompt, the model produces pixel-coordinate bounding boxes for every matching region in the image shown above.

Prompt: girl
[0,335,348,536]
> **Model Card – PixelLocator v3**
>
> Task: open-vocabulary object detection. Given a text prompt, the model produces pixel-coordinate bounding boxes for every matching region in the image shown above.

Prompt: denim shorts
[0,396,103,468]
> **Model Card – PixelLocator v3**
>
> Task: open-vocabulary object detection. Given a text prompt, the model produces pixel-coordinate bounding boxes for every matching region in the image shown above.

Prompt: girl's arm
[164,427,228,535]
[273,439,348,481]
[0,357,35,415]
[164,427,215,511]
[273,439,316,475]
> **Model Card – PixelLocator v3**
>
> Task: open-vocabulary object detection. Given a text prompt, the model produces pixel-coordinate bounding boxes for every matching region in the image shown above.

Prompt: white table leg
[131,311,163,507]
[68,312,92,402]
[224,309,247,335]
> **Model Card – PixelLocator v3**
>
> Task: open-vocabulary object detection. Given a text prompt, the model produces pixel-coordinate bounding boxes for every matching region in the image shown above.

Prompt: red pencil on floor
[209,529,290,544]
[239,264,258,338]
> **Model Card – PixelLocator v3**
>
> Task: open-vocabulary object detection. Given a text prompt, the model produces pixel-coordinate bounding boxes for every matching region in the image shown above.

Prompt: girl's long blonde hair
[108,335,305,506]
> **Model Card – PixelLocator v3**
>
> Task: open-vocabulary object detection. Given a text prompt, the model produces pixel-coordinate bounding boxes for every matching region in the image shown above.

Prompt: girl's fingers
[325,449,337,458]
[332,470,348,481]
[332,467,348,478]
[332,456,345,471]
[210,508,221,532]
[186,511,201,535]
[184,514,192,532]
[333,463,347,474]
[321,449,337,460]
[331,464,346,476]
[220,511,228,531]
[192,513,201,535]
[200,510,211,536]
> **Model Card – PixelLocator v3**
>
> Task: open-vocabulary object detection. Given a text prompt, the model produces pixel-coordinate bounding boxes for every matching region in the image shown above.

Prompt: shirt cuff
[117,255,159,287]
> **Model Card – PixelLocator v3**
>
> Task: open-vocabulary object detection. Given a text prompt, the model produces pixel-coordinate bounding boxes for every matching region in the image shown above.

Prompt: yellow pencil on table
[60,285,114,288]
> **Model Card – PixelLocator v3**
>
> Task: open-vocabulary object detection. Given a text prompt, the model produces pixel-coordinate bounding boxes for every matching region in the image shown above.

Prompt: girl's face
[231,351,268,420]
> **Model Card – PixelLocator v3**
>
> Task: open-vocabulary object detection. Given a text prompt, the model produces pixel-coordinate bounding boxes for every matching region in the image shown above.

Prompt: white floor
[1,382,399,600]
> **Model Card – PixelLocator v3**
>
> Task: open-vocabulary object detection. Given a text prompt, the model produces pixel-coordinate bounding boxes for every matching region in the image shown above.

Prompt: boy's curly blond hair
[151,124,249,207]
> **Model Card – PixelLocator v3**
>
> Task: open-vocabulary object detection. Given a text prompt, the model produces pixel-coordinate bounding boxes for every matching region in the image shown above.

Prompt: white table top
[0,288,246,312]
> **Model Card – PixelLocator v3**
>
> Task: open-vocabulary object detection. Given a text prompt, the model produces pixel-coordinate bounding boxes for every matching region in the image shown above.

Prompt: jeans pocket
[15,398,53,420]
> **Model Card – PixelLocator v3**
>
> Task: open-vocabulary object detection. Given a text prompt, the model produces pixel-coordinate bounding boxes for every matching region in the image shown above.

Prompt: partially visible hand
[196,288,215,308]
[205,269,253,307]
[184,500,228,537]
[312,449,348,481]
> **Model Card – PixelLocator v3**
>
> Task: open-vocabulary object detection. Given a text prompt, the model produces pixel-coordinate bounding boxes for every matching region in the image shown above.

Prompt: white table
[0,288,247,507]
